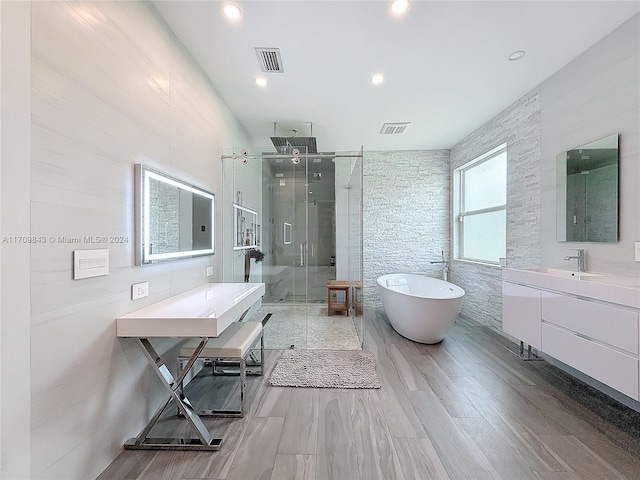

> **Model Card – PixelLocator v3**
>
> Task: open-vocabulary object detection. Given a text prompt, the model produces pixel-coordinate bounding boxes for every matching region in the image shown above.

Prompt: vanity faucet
[564,248,585,272]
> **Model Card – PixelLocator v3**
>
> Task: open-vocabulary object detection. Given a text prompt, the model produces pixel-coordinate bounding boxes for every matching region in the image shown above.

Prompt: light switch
[635,241,640,262]
[73,249,109,279]
[205,265,213,277]
[132,282,149,300]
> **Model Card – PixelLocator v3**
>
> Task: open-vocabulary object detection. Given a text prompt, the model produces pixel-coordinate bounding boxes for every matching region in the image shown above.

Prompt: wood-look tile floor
[98,308,640,480]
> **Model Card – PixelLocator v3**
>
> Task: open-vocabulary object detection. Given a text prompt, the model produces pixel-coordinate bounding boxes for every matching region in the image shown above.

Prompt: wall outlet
[132,281,149,300]
[635,241,640,262]
[205,265,213,277]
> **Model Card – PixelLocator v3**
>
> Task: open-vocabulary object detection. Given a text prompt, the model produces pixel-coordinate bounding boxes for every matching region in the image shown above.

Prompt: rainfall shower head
[270,136,318,154]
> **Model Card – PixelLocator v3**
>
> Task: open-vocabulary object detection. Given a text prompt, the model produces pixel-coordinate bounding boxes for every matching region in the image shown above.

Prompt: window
[453,143,507,264]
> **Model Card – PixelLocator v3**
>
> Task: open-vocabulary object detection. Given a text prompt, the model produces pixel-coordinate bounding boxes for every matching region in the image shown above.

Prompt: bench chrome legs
[177,332,264,418]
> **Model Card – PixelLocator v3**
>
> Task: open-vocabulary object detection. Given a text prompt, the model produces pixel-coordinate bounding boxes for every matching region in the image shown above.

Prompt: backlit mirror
[233,204,258,250]
[135,164,215,265]
[556,133,618,242]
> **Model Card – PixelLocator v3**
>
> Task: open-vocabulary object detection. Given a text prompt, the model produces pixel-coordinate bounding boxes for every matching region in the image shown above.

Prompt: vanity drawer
[542,323,639,400]
[542,292,639,355]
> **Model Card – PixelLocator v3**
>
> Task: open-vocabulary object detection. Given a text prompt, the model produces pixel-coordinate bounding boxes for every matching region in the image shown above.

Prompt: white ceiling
[152,1,639,152]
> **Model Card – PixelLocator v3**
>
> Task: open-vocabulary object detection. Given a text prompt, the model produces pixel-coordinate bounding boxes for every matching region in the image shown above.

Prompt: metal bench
[178,321,263,417]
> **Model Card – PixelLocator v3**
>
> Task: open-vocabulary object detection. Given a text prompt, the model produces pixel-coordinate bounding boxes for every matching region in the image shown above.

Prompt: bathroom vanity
[117,282,265,450]
[502,267,640,401]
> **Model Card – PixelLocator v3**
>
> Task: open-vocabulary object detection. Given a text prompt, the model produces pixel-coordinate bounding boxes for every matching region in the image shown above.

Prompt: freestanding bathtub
[376,273,465,344]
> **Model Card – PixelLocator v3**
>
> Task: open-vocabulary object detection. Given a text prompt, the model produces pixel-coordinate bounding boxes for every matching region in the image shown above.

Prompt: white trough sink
[502,267,640,309]
[524,267,605,279]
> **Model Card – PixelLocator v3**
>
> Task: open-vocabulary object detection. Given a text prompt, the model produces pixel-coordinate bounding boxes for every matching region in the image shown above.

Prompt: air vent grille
[380,122,410,135]
[255,48,284,73]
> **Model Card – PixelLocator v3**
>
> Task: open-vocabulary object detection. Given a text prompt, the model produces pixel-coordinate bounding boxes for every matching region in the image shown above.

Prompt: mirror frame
[135,164,215,265]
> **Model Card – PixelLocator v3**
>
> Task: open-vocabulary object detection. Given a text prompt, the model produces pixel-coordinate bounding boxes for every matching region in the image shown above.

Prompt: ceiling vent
[255,48,284,73]
[380,122,410,135]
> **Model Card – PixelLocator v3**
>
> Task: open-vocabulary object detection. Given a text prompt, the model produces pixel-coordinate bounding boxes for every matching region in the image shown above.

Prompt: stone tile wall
[363,150,450,305]
[450,88,542,331]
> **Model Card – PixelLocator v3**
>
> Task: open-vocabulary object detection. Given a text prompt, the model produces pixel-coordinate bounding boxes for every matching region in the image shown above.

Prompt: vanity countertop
[116,282,265,338]
[502,267,640,309]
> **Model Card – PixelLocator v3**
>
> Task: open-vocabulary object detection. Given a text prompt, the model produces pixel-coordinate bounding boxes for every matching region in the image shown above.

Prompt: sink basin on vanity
[521,267,604,278]
[502,267,640,402]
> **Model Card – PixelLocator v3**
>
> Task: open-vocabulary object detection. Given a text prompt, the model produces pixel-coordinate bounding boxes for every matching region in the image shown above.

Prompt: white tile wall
[541,14,640,276]
[1,2,32,478]
[25,2,249,478]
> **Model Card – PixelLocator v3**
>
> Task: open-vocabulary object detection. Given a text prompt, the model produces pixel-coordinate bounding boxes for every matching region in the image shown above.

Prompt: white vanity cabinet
[541,292,639,400]
[502,282,542,349]
[502,268,640,402]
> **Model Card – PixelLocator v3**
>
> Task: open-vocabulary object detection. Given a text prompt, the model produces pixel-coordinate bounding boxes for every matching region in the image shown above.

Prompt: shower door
[223,146,360,350]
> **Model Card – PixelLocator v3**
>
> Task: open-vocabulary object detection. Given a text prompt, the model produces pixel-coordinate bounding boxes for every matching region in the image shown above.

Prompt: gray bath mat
[269,349,381,389]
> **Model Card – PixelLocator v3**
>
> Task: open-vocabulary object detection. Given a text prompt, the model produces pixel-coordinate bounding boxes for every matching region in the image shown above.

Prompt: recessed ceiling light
[371,73,384,85]
[508,50,526,61]
[255,76,268,87]
[223,3,241,20]
[391,0,409,15]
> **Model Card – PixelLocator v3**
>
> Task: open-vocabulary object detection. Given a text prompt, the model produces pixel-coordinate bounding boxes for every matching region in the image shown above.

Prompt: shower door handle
[300,243,305,267]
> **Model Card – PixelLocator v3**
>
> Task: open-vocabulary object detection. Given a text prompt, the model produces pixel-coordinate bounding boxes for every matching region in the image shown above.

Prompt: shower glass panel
[348,155,364,346]
[222,146,363,351]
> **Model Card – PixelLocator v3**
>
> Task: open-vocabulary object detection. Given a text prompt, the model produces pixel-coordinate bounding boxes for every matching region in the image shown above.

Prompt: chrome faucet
[564,248,585,272]
[430,250,450,282]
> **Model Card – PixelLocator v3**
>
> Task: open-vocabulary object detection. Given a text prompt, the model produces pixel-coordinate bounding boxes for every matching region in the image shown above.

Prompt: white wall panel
[1,3,31,478]
[541,14,640,276]
[29,2,249,478]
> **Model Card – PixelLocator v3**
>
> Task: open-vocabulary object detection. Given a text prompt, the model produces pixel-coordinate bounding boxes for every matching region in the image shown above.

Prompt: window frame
[453,143,507,265]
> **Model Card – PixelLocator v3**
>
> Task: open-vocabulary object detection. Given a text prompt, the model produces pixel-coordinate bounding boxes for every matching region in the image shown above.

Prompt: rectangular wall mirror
[556,133,619,243]
[135,164,215,265]
[233,204,258,250]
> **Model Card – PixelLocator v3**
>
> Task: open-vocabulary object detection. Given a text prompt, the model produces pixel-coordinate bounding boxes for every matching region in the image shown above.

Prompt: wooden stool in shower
[327,280,350,316]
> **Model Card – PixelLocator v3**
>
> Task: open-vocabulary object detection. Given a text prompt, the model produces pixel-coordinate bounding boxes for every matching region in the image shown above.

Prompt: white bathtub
[376,273,465,344]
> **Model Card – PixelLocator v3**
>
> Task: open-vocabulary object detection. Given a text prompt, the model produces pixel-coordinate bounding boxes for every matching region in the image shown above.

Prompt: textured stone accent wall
[450,88,542,332]
[363,150,450,306]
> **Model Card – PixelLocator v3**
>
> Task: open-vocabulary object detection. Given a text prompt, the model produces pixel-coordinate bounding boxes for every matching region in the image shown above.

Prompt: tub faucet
[564,248,585,272]
[430,250,449,282]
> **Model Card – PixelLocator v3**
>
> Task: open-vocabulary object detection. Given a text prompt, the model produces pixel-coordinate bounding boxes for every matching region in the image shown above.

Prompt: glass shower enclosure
[222,146,364,350]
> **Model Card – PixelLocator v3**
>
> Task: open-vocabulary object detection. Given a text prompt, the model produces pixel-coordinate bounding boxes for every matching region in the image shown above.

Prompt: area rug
[269,349,381,389]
